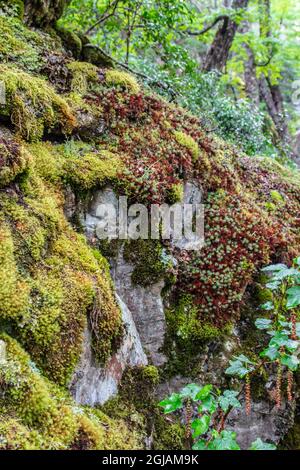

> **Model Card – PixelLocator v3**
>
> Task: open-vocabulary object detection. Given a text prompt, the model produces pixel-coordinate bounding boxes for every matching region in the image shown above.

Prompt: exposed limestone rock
[82,187,167,366]
[70,295,147,406]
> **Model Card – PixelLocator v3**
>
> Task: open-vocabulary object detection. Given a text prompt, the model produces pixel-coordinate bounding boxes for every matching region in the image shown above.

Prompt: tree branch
[85,0,120,35]
[185,15,229,36]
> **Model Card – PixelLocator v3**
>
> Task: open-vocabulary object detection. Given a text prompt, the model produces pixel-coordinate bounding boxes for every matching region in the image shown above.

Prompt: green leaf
[262,264,287,272]
[286,286,300,309]
[266,281,280,291]
[192,439,207,450]
[249,438,276,450]
[260,345,280,361]
[293,257,300,266]
[280,354,300,372]
[233,354,254,365]
[159,393,183,413]
[195,384,213,400]
[199,395,217,414]
[218,390,241,412]
[210,430,240,450]
[191,415,210,437]
[180,383,202,400]
[260,302,274,311]
[255,318,272,330]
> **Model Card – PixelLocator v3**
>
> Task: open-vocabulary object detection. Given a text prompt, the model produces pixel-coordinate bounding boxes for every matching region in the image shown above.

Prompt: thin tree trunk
[242,22,260,106]
[203,0,250,72]
[258,0,290,148]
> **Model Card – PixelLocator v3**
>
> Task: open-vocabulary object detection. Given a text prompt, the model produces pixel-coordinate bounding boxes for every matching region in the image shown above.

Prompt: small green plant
[159,257,300,450]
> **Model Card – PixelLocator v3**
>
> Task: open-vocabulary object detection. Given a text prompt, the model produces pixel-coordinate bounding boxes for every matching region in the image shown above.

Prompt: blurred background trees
[59,0,300,162]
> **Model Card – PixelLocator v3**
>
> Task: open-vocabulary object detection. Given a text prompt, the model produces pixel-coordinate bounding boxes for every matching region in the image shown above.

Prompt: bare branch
[85,0,120,35]
[184,15,229,36]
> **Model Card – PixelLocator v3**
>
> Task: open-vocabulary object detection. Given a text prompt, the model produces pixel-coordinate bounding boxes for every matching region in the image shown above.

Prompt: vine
[159,257,300,450]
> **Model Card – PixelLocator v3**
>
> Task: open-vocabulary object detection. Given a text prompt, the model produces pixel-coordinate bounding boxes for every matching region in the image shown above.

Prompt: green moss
[0,15,58,72]
[166,295,226,347]
[0,139,31,188]
[119,366,159,409]
[67,61,99,94]
[123,240,172,287]
[0,65,76,141]
[167,182,184,204]
[0,335,141,450]
[0,0,24,19]
[63,146,123,192]
[105,69,140,94]
[55,25,82,59]
[153,413,185,450]
[174,131,200,161]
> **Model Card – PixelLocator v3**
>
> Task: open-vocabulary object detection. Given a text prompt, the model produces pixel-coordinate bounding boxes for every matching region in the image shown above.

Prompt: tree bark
[202,0,250,72]
[242,22,260,107]
[258,0,290,148]
[24,0,71,27]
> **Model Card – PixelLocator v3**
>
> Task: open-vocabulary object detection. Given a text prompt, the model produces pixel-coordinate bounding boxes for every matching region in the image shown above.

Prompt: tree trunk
[203,0,249,72]
[242,22,260,107]
[24,0,71,27]
[258,0,290,149]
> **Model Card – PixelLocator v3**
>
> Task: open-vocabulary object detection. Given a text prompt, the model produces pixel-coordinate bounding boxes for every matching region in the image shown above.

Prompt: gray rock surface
[70,294,147,405]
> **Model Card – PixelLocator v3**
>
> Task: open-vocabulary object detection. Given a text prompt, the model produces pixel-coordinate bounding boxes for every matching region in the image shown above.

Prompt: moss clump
[55,25,82,59]
[167,182,184,204]
[0,1,24,19]
[153,413,185,450]
[119,366,159,409]
[105,69,140,94]
[0,138,31,188]
[174,130,200,161]
[0,65,76,141]
[0,224,30,322]
[166,296,227,348]
[63,146,123,192]
[0,146,123,384]
[67,61,99,94]
[123,240,172,287]
[0,15,58,72]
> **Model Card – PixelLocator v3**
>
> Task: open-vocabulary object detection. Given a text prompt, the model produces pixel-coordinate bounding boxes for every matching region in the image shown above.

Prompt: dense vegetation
[0,0,299,452]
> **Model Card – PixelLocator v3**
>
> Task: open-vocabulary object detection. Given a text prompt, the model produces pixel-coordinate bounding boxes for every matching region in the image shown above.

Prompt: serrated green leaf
[195,384,213,400]
[260,345,280,360]
[199,395,217,414]
[260,302,274,311]
[286,286,300,309]
[255,318,272,329]
[218,390,241,412]
[191,415,210,437]
[159,393,183,413]
[180,383,202,400]
[249,438,276,450]
[261,264,287,272]
[280,354,300,372]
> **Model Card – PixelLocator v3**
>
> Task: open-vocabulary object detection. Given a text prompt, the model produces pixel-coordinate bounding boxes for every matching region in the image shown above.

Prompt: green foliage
[159,382,274,451]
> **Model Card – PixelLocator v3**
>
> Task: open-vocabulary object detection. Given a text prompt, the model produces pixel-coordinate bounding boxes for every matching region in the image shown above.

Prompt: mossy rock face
[0,65,76,141]
[82,45,115,68]
[0,8,300,451]
[0,138,30,188]
[0,335,141,450]
[0,0,24,19]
